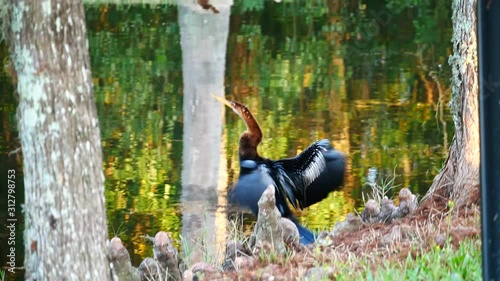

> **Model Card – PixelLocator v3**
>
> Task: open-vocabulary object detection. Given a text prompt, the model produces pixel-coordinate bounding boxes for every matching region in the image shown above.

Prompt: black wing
[302,146,345,208]
[230,161,317,244]
[270,139,331,210]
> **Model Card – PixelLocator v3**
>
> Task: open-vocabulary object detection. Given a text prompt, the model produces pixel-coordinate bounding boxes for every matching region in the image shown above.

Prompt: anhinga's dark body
[215,96,346,244]
[232,160,316,244]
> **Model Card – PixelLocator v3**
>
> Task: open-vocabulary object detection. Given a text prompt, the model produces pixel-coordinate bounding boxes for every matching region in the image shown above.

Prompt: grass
[179,208,481,280]
[180,214,244,271]
[177,180,481,280]
[362,167,401,205]
[335,239,481,281]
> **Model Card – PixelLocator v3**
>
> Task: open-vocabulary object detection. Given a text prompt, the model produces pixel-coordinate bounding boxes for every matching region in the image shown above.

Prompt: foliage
[362,167,400,205]
[335,239,481,280]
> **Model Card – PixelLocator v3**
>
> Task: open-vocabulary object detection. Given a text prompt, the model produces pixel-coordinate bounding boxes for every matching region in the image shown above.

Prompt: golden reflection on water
[215,126,229,263]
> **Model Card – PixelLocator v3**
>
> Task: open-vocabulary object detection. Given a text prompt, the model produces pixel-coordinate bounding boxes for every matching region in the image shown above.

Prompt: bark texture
[138,232,181,281]
[3,1,111,280]
[249,185,286,255]
[109,237,140,281]
[422,0,480,208]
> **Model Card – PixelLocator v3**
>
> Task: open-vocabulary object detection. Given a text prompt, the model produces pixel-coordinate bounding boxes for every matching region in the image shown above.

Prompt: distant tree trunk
[178,1,232,265]
[422,0,480,208]
[3,1,112,280]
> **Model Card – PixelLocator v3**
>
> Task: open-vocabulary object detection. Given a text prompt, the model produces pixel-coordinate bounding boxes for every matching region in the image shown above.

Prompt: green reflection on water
[86,5,184,262]
[0,0,453,269]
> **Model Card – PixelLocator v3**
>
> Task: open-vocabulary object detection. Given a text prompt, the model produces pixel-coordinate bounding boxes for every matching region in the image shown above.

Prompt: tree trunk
[178,0,232,265]
[422,0,480,208]
[3,1,112,280]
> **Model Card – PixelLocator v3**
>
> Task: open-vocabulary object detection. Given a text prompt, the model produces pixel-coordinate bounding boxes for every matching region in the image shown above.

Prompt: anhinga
[215,96,346,244]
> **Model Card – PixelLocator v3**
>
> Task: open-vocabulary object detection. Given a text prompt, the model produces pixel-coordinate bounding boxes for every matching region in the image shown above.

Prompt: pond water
[0,0,453,274]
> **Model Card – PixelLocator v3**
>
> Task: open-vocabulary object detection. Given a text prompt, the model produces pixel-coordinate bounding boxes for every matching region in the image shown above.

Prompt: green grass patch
[335,239,481,281]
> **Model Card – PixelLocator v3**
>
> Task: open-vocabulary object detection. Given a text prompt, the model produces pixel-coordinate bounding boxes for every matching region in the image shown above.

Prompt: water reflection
[178,1,232,264]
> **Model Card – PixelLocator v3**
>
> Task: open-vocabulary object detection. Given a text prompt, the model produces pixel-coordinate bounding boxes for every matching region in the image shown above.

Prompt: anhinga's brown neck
[238,110,263,160]
[212,95,263,160]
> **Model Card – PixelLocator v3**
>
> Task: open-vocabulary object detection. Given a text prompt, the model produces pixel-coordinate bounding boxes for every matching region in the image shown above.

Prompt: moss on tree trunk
[422,0,479,208]
[2,1,112,279]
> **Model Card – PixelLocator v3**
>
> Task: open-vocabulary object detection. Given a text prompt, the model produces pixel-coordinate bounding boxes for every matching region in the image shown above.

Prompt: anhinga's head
[212,95,253,120]
[212,94,263,160]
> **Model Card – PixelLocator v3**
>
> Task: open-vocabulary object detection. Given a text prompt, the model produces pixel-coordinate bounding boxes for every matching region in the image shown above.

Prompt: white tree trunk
[178,1,232,265]
[3,1,112,279]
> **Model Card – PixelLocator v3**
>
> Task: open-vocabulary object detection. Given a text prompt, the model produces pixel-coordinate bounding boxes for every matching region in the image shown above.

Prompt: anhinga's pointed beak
[211,94,233,108]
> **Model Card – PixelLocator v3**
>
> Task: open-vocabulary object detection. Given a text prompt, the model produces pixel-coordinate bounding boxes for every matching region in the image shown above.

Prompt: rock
[392,188,418,219]
[304,266,334,280]
[138,257,160,280]
[225,240,246,260]
[332,213,363,235]
[190,262,215,273]
[316,231,329,240]
[260,264,287,281]
[221,259,233,272]
[346,212,363,228]
[378,197,397,223]
[315,231,333,247]
[155,232,182,280]
[250,185,286,255]
[187,262,215,281]
[228,240,246,254]
[252,240,273,257]
[183,262,215,281]
[222,240,249,271]
[361,199,380,223]
[279,218,300,247]
[398,188,415,204]
[109,237,141,281]
[139,232,181,281]
[234,256,255,270]
[183,269,194,281]
[361,189,419,224]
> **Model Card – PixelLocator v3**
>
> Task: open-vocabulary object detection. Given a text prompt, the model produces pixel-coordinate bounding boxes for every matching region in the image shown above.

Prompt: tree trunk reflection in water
[178,1,232,265]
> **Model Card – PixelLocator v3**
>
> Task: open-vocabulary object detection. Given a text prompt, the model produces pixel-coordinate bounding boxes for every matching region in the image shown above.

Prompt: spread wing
[270,139,331,210]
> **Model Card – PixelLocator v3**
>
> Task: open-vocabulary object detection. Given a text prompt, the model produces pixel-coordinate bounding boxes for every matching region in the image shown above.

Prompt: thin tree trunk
[3,1,112,279]
[422,0,480,208]
[178,0,232,265]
